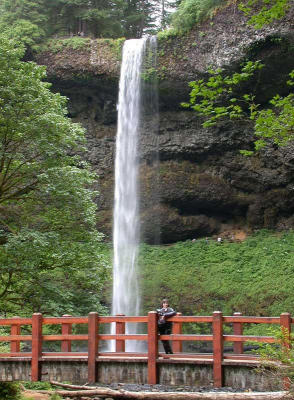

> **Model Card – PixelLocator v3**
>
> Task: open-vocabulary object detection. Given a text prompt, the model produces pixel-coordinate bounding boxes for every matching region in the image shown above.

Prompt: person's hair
[161,299,169,307]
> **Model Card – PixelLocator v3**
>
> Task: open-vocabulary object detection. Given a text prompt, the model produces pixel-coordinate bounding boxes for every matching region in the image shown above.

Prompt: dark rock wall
[37,5,294,243]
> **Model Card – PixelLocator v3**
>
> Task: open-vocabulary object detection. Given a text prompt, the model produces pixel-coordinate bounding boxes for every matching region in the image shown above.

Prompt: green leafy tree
[0,34,109,316]
[0,0,48,50]
[182,61,294,153]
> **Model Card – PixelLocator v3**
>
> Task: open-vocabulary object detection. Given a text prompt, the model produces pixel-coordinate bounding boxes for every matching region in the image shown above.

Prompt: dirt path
[22,389,50,400]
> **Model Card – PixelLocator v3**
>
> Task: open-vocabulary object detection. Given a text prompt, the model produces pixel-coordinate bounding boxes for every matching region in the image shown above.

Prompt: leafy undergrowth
[138,230,294,336]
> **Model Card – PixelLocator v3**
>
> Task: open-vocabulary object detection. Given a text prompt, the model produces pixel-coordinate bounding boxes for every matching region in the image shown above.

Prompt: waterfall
[111,37,148,352]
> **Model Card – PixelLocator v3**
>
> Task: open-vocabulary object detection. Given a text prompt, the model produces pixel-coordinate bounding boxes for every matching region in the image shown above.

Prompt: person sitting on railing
[157,299,176,354]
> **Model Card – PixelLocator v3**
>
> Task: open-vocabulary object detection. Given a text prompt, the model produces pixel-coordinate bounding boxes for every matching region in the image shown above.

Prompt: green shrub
[22,381,52,390]
[43,37,91,53]
[0,382,22,400]
[50,394,62,400]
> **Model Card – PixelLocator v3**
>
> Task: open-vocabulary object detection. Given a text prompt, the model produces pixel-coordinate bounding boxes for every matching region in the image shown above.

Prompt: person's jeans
[158,324,173,354]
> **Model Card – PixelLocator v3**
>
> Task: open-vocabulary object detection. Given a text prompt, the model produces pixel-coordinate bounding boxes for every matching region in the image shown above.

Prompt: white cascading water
[111,38,148,352]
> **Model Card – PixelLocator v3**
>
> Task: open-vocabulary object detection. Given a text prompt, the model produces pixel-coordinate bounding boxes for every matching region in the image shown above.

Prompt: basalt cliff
[36,4,294,243]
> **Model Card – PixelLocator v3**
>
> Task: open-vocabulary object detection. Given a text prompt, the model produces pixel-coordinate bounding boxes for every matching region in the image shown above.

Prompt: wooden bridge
[0,311,291,389]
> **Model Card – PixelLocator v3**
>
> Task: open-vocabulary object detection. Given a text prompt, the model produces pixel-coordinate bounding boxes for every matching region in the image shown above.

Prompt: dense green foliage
[171,0,223,33]
[0,382,22,400]
[166,0,291,36]
[182,61,294,153]
[239,0,291,28]
[139,230,294,319]
[0,0,178,48]
[0,0,290,50]
[182,61,264,126]
[0,34,109,317]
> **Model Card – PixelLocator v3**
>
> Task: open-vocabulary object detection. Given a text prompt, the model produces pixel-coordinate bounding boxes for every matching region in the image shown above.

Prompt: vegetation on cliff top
[0,0,179,52]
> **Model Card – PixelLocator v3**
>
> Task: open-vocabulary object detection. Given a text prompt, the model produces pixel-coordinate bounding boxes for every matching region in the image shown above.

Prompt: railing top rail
[43,317,88,324]
[224,334,276,343]
[223,316,281,324]
[99,334,148,341]
[0,335,32,342]
[0,318,32,326]
[170,316,213,323]
[99,316,148,323]
[0,313,290,327]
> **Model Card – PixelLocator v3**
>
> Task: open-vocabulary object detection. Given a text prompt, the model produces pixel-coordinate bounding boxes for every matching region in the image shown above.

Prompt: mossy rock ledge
[35,5,294,243]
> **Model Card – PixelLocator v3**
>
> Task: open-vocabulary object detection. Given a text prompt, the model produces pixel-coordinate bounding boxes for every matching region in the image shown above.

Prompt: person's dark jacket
[156,307,176,329]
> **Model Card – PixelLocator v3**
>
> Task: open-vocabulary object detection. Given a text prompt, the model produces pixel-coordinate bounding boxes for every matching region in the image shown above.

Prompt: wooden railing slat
[233,312,243,354]
[224,335,276,343]
[0,318,32,325]
[173,312,182,353]
[88,312,99,384]
[0,335,32,341]
[43,317,88,324]
[116,314,125,353]
[31,313,42,381]
[61,314,72,352]
[223,316,280,323]
[159,334,213,341]
[42,334,88,341]
[99,316,148,323]
[213,311,223,388]
[148,311,158,384]
[98,334,148,340]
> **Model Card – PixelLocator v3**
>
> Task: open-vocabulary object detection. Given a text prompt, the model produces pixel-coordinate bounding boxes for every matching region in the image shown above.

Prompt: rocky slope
[36,4,294,243]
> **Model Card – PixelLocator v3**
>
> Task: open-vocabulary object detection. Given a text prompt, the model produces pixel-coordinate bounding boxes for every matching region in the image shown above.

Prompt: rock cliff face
[36,4,294,243]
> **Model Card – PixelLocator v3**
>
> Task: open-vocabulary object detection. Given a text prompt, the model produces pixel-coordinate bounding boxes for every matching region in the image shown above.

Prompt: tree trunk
[43,385,290,400]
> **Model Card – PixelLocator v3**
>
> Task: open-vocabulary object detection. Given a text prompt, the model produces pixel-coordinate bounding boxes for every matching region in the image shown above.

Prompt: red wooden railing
[0,311,291,387]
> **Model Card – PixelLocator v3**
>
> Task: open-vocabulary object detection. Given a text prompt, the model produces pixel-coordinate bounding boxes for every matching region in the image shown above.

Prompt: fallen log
[47,387,291,399]
[50,381,98,390]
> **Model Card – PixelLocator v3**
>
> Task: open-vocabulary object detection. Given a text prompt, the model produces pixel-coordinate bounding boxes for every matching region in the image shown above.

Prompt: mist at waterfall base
[108,36,158,352]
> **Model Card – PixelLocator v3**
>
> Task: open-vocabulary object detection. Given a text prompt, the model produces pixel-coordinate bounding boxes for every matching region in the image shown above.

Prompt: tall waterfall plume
[112,37,158,352]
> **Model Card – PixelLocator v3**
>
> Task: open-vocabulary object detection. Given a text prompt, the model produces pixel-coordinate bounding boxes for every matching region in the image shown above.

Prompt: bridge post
[172,312,182,353]
[233,312,243,354]
[213,311,223,388]
[116,314,125,353]
[280,312,291,390]
[88,312,99,384]
[61,315,72,353]
[31,313,43,381]
[10,316,20,354]
[148,311,158,384]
